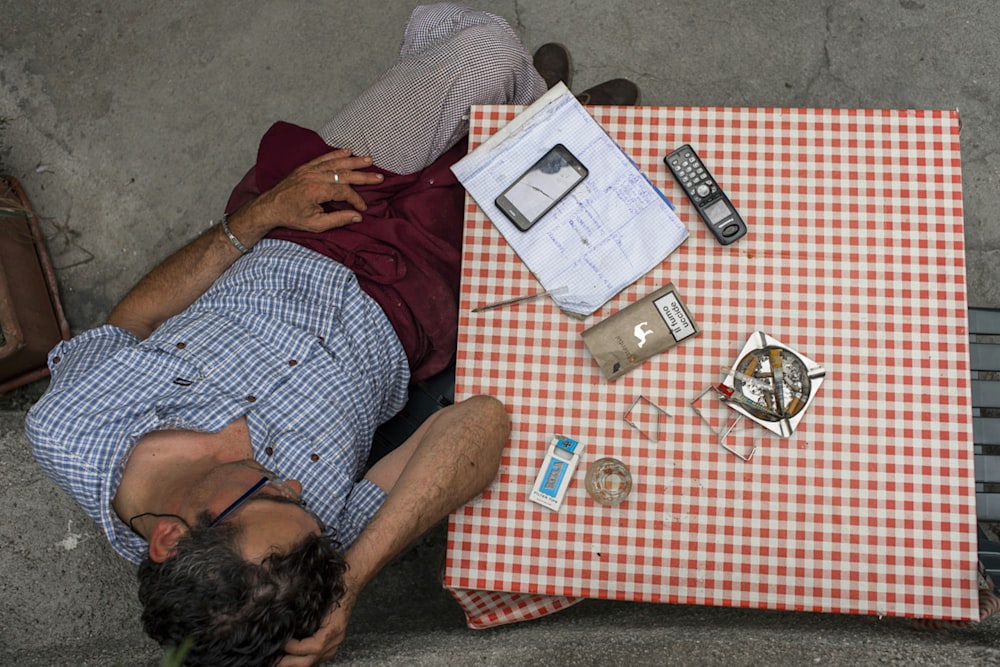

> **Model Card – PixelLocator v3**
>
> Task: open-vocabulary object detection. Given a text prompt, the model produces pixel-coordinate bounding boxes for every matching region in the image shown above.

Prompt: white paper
[451,83,689,316]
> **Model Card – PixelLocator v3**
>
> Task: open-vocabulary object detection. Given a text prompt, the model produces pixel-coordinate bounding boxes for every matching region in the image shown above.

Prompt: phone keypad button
[669,150,720,199]
[681,158,710,198]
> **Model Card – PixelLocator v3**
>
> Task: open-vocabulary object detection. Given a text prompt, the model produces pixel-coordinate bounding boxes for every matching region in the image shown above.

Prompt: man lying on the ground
[25,4,639,665]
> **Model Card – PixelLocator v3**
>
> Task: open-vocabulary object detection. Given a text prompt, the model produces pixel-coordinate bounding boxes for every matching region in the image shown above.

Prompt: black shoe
[533,43,572,90]
[576,79,640,106]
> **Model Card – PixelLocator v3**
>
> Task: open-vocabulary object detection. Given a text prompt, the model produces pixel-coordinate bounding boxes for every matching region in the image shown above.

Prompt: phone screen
[703,198,732,224]
[496,145,588,231]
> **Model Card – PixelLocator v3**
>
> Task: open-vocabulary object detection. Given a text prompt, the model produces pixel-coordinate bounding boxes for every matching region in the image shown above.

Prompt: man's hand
[278,588,358,666]
[236,148,384,240]
[106,148,382,340]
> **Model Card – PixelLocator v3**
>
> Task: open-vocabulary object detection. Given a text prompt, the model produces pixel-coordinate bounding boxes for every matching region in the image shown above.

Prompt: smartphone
[495,144,588,231]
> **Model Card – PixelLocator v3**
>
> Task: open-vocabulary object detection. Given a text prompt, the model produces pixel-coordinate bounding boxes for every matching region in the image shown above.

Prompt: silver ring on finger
[332,171,341,184]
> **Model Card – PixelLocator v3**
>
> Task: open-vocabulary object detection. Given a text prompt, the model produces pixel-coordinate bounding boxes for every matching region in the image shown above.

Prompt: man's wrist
[220,213,252,255]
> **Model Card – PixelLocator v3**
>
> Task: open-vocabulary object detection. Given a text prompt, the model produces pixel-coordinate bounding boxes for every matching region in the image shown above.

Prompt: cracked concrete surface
[2,1,999,665]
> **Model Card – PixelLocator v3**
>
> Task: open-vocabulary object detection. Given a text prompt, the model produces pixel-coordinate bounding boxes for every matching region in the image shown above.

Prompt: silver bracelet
[220,213,251,255]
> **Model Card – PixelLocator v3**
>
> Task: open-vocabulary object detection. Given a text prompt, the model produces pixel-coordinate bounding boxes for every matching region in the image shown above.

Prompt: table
[443,104,979,628]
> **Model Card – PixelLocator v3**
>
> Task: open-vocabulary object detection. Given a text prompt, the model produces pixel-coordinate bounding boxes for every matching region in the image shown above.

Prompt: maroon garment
[225,121,466,382]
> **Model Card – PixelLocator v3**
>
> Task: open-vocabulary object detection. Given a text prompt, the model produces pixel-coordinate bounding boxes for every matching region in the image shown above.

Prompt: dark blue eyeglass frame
[208,474,326,533]
[208,476,271,528]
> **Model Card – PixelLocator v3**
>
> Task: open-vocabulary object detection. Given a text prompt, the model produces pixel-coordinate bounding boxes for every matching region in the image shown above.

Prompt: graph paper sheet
[451,84,688,316]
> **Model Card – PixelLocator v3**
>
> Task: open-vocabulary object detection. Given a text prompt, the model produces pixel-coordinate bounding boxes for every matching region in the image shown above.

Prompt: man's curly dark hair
[137,512,347,667]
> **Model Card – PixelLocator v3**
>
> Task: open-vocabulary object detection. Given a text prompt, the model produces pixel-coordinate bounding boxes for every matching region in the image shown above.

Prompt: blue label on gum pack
[530,436,582,511]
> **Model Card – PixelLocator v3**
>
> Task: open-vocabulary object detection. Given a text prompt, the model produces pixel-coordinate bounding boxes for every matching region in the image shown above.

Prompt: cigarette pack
[529,436,583,511]
[581,283,700,381]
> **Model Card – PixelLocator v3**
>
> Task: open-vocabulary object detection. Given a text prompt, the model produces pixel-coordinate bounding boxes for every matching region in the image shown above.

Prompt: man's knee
[467,392,509,421]
[440,23,532,82]
[464,394,511,448]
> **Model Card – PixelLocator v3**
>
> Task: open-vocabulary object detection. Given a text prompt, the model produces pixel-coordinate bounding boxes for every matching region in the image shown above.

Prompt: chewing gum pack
[529,436,583,511]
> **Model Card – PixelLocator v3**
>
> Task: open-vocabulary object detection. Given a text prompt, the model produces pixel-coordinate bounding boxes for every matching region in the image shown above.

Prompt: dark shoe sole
[577,78,640,106]
[532,42,573,90]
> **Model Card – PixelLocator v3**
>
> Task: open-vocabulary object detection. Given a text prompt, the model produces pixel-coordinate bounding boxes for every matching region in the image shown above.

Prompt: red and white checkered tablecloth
[444,105,978,628]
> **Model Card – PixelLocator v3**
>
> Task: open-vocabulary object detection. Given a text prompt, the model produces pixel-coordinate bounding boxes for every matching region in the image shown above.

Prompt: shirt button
[176,342,186,349]
[288,359,298,366]
[310,453,319,462]
[246,395,257,403]
[265,446,274,456]
[52,356,61,364]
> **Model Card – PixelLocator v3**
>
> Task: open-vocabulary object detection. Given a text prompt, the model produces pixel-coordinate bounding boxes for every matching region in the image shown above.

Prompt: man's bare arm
[106,149,382,339]
[279,395,511,666]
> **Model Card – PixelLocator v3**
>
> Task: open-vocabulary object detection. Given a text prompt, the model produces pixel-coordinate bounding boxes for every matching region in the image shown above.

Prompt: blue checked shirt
[25,239,410,564]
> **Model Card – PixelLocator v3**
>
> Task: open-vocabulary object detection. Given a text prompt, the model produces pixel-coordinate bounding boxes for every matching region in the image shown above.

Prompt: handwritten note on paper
[451,83,689,316]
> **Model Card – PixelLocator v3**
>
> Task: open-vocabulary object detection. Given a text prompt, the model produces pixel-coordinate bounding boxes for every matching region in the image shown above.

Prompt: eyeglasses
[209,471,327,533]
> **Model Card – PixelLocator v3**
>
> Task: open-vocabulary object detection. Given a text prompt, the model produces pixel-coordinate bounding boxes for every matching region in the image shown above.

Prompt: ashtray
[585,457,632,506]
[718,331,825,437]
